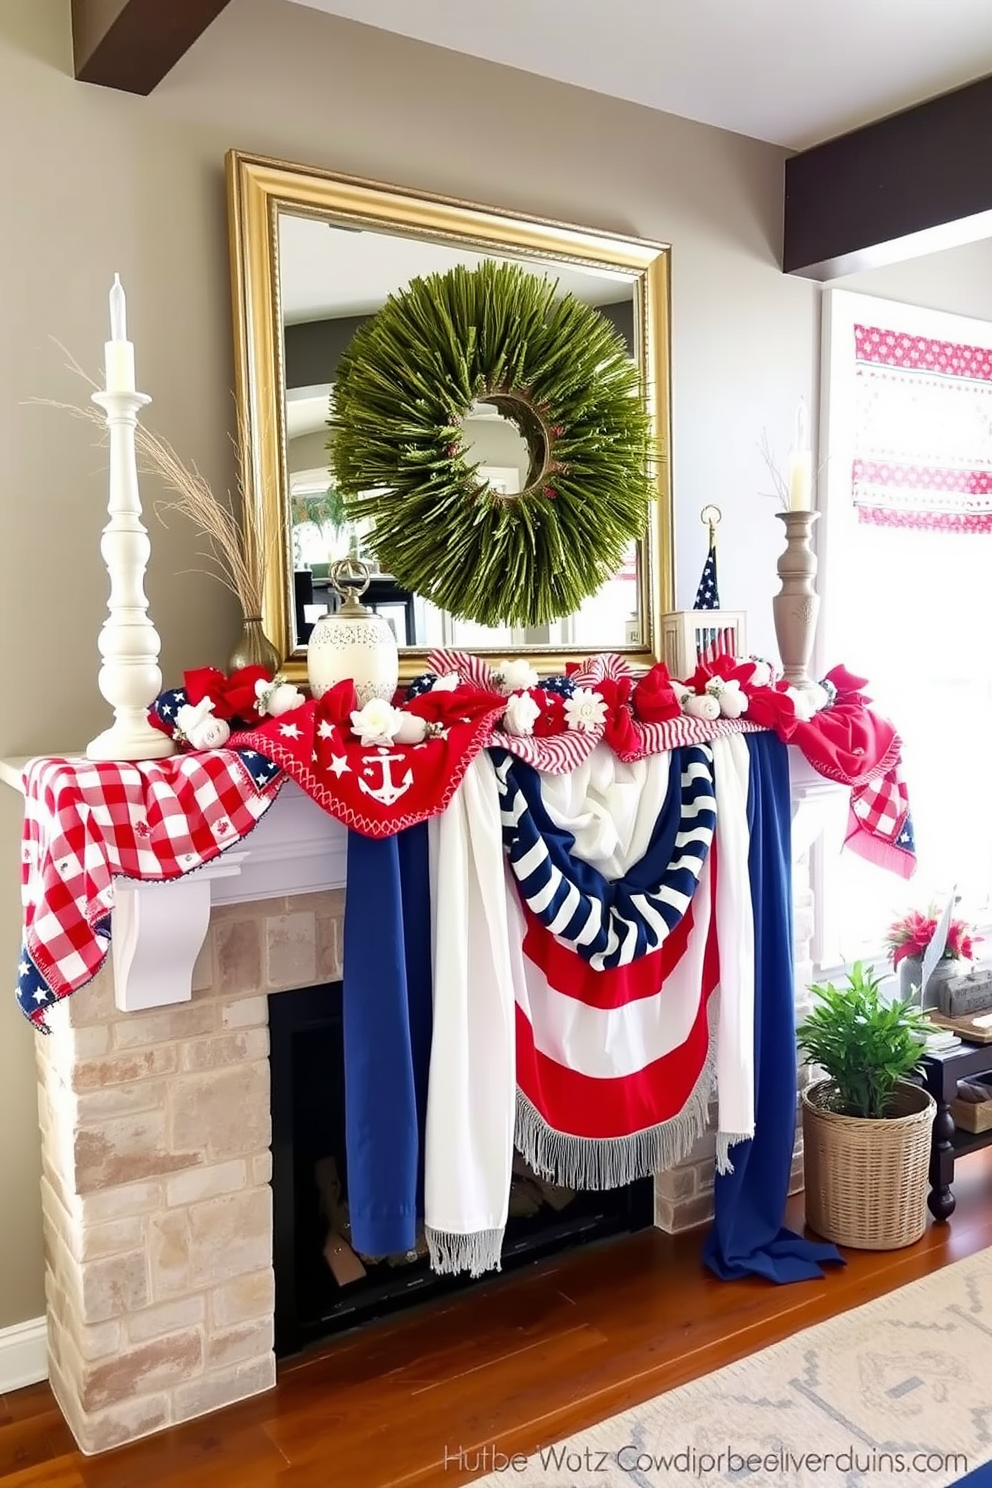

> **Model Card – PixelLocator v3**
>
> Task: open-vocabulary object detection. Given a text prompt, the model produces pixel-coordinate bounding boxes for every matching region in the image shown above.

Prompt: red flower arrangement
[885,907,979,967]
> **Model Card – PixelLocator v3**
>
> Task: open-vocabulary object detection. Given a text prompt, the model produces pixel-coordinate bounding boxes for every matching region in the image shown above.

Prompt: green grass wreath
[327,259,655,629]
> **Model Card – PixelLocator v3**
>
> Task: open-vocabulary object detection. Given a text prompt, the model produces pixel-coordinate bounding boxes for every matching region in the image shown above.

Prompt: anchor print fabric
[229,680,508,837]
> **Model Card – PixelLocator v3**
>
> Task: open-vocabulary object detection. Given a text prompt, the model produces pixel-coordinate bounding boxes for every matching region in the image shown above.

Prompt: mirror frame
[226,149,673,683]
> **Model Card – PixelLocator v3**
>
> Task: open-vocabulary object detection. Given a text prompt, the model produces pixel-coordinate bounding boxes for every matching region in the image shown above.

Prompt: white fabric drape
[425,752,516,1275]
[709,735,755,1170]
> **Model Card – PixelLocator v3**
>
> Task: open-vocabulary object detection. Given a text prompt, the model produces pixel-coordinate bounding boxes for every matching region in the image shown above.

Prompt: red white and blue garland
[14,648,907,1288]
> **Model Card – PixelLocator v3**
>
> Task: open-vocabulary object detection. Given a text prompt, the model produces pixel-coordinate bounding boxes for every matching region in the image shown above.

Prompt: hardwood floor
[4,1148,992,1488]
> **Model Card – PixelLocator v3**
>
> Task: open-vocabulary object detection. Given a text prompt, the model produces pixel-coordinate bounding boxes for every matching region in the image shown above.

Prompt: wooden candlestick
[773,510,820,691]
[85,383,175,761]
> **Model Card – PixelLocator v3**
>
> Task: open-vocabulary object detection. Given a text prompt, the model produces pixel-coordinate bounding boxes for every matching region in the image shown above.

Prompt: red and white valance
[852,321,992,532]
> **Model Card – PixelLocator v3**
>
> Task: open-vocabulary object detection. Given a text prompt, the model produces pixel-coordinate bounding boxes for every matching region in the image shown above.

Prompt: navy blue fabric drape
[704,731,844,1283]
[342,823,432,1257]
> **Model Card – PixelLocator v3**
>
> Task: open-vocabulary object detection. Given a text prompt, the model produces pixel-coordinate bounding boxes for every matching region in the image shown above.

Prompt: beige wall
[0,0,825,1329]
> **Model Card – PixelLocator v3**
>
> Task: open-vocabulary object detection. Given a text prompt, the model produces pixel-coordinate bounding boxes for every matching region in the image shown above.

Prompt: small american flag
[694,541,720,610]
[693,540,733,665]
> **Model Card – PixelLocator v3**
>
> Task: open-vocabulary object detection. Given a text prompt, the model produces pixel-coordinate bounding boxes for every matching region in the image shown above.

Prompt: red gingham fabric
[20,752,283,1023]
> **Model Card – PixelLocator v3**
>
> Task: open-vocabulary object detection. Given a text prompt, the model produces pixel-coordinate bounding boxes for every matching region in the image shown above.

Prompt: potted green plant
[797,961,935,1250]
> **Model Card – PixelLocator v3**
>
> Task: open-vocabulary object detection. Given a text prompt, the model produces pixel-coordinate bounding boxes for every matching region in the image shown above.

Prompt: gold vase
[229,616,281,675]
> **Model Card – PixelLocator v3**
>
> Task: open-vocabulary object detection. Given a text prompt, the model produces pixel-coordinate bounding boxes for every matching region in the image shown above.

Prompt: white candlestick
[104,273,136,394]
[86,277,175,762]
[788,397,812,510]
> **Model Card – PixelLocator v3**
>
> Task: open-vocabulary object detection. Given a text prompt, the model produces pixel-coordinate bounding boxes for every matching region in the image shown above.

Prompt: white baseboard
[0,1317,48,1392]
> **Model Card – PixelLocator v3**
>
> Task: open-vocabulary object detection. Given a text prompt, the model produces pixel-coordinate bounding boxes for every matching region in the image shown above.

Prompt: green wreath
[327,259,655,629]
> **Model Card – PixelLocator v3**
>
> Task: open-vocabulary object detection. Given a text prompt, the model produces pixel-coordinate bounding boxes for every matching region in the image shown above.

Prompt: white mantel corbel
[110,783,348,1010]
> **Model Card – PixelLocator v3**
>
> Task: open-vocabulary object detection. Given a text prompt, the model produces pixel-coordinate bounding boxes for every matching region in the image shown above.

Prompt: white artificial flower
[786,686,816,722]
[674,682,693,707]
[497,658,540,695]
[706,678,748,719]
[393,711,429,745]
[255,677,305,718]
[502,691,542,736]
[192,715,232,749]
[350,697,403,747]
[431,672,460,693]
[176,698,231,751]
[804,681,831,714]
[564,686,608,734]
[684,693,721,722]
[748,658,773,688]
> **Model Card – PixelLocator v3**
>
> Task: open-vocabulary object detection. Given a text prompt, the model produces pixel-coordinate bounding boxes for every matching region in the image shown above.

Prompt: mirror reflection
[279,213,642,652]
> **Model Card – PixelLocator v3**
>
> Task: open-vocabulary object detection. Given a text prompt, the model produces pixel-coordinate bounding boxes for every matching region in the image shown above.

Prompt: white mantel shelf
[2,746,844,1015]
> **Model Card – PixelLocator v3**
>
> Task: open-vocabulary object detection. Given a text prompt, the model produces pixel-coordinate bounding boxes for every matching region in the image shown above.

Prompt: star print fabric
[17,751,283,1028]
[230,680,507,838]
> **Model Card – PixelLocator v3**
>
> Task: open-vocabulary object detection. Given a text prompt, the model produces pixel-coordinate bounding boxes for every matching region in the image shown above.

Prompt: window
[816,290,992,968]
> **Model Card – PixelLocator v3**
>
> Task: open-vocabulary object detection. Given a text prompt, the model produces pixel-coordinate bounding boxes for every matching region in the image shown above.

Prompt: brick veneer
[36,860,809,1454]
[36,890,343,1455]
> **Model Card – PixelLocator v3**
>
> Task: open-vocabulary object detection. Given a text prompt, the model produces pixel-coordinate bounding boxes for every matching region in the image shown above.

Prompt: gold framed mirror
[226,149,673,683]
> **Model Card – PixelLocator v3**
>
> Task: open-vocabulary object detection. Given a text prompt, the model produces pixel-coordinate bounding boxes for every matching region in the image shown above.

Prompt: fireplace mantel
[0,743,840,1454]
[2,748,843,1017]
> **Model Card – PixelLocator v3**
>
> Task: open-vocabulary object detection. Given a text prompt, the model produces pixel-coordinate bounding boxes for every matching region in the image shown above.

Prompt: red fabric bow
[595,676,640,756]
[631,663,683,723]
[405,683,507,727]
[684,654,755,694]
[313,678,359,730]
[183,665,273,724]
[527,688,567,738]
[791,665,897,787]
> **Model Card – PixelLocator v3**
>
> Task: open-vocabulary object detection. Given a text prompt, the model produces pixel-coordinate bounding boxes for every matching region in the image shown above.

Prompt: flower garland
[150,650,833,757]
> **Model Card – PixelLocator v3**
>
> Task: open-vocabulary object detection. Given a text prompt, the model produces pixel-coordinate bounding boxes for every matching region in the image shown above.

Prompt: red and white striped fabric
[422,737,757,1276]
[430,647,762,773]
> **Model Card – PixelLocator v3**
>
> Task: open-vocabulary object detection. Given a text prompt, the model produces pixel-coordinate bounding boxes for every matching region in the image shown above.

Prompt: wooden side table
[919,1044,992,1220]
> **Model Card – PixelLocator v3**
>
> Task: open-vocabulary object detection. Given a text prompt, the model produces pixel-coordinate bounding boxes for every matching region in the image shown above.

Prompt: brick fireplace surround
[17,760,835,1455]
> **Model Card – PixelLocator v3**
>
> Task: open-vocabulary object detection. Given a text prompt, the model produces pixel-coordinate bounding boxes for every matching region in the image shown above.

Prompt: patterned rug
[471,1246,992,1487]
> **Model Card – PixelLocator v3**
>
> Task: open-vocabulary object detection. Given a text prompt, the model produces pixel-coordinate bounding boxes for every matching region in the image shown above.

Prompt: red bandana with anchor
[229,679,507,837]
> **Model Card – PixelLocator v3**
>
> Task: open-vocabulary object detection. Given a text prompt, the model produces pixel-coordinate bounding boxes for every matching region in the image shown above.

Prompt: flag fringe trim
[715,1130,752,1176]
[425,1226,505,1278]
[514,1006,719,1193]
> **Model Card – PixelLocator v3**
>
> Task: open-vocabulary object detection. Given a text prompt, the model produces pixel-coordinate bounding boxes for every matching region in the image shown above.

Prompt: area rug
[470,1246,992,1487]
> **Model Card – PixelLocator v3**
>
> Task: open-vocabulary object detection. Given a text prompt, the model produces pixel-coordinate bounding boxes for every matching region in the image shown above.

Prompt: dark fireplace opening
[270,982,654,1359]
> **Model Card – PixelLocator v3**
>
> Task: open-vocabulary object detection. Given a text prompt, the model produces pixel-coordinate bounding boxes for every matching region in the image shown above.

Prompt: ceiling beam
[71,0,234,95]
[784,74,992,280]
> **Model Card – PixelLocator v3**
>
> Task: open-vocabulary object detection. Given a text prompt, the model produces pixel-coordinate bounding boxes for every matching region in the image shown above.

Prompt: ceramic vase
[307,563,398,706]
[229,616,281,675]
[899,954,964,1011]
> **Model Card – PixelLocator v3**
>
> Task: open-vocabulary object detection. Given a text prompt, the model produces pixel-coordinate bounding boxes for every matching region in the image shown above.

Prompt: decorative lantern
[306,560,399,706]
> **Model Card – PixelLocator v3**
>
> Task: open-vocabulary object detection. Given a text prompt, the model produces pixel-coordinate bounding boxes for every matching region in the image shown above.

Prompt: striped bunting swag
[492,743,716,970]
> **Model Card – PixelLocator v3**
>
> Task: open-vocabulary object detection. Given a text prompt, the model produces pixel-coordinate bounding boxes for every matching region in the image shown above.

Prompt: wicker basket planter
[802,1078,935,1250]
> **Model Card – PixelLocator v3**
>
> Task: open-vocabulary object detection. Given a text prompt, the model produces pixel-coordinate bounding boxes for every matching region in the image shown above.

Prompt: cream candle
[104,273,136,394]
[788,398,812,511]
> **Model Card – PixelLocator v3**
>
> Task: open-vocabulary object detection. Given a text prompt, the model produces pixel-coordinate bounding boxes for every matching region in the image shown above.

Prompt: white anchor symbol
[358,750,414,806]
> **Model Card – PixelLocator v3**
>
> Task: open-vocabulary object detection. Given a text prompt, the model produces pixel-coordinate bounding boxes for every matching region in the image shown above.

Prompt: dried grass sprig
[758,427,829,512]
[33,347,270,618]
[758,430,790,510]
